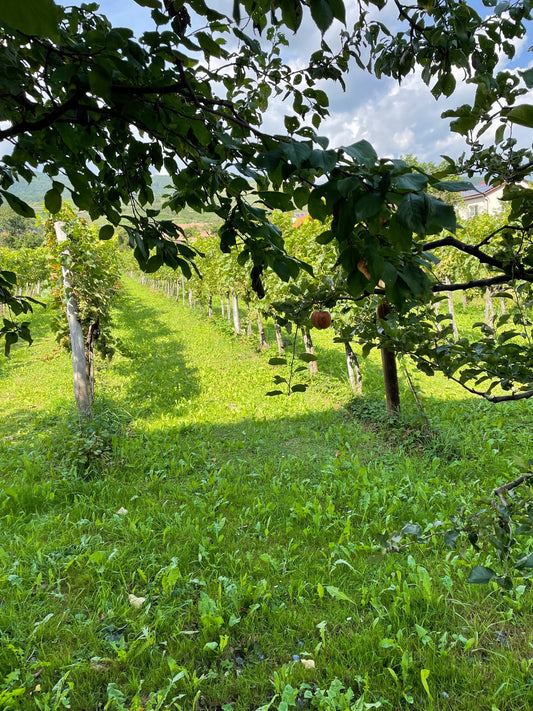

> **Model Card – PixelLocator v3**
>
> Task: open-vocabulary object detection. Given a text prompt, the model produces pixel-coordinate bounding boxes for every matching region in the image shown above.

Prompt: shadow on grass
[108,291,201,415]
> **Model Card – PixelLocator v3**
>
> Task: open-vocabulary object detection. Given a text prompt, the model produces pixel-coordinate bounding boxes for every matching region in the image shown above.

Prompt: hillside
[8,172,221,230]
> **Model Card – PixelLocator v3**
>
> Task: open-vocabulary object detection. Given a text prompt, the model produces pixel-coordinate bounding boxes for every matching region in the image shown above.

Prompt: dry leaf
[301,658,315,669]
[116,507,128,515]
[128,593,146,608]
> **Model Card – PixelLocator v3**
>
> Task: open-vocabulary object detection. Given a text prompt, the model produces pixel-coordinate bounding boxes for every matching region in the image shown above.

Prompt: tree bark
[377,301,400,414]
[246,304,253,337]
[226,292,231,324]
[220,294,225,318]
[485,286,494,329]
[345,342,363,394]
[54,222,92,418]
[232,293,241,334]
[257,312,268,348]
[445,276,459,339]
[274,314,285,355]
[175,279,180,302]
[181,276,186,305]
[462,291,467,309]
[302,327,318,375]
[208,294,213,318]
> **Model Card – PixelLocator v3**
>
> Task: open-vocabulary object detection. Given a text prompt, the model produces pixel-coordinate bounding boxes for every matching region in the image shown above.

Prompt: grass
[0,278,532,710]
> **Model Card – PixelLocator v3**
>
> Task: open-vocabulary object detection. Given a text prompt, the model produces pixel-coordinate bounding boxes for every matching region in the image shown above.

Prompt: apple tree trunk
[54,222,92,418]
[377,301,400,414]
[302,327,318,375]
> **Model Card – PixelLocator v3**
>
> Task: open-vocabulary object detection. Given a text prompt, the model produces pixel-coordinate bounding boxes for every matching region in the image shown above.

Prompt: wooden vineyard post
[377,301,400,414]
[232,293,241,334]
[274,314,285,355]
[257,312,268,349]
[344,342,363,394]
[54,222,92,418]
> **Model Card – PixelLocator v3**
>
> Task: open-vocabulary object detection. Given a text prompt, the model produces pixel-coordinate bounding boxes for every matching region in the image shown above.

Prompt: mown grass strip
[0,278,531,710]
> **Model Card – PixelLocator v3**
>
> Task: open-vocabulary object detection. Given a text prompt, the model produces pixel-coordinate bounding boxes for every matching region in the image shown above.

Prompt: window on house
[468,204,479,218]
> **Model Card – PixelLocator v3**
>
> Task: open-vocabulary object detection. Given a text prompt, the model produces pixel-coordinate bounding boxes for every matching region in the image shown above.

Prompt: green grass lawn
[0,278,532,710]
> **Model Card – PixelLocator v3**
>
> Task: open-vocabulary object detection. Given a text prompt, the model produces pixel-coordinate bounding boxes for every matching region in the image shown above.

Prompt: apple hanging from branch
[311,310,332,329]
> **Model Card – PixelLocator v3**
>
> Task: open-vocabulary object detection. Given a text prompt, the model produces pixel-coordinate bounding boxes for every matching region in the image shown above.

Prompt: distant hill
[8,173,221,230]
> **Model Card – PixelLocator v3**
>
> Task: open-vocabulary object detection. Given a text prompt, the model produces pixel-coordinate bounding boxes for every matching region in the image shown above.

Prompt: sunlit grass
[0,278,531,710]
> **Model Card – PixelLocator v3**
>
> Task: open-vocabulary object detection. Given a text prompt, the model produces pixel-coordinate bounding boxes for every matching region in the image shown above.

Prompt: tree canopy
[1,0,533,398]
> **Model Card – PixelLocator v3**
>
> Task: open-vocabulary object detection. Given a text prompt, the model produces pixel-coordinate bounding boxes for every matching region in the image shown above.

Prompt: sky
[57,1,533,164]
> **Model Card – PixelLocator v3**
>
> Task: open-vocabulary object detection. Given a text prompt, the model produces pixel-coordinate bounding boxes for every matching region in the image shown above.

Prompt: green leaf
[258,191,294,211]
[514,551,533,570]
[144,253,164,273]
[133,0,161,7]
[309,0,334,32]
[441,72,456,98]
[342,140,377,167]
[520,67,533,88]
[298,353,318,362]
[0,191,36,219]
[345,268,368,298]
[291,383,308,392]
[293,186,309,209]
[325,585,355,604]
[266,390,285,396]
[396,193,431,234]
[281,0,303,31]
[432,180,474,192]
[307,189,328,221]
[282,142,312,168]
[1,271,17,286]
[196,31,226,59]
[420,669,433,701]
[506,104,533,128]
[0,0,63,38]
[44,188,62,214]
[354,193,383,220]
[99,225,115,241]
[4,331,18,357]
[444,529,460,548]
[316,230,334,245]
[88,66,112,100]
[327,0,346,23]
[393,173,428,191]
[401,523,421,537]
[269,357,287,365]
[467,565,497,584]
[272,258,292,282]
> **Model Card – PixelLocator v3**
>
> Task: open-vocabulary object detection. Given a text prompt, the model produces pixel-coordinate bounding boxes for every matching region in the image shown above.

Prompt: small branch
[423,235,506,271]
[494,474,533,508]
[431,274,521,292]
[0,91,85,140]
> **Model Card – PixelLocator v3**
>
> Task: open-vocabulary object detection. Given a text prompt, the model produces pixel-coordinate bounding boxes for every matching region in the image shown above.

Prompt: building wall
[457,187,505,221]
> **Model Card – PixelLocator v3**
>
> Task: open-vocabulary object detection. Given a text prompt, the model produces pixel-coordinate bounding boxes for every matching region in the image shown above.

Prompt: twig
[494,474,533,508]
[403,362,431,430]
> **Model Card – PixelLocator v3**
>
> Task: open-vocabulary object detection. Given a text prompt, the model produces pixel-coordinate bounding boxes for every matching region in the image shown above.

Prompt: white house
[457,181,507,220]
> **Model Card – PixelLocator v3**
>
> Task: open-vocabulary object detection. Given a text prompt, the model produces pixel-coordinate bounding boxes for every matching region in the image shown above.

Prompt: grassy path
[0,278,531,710]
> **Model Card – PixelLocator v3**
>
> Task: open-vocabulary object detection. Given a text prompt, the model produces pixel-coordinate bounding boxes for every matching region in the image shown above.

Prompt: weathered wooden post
[54,222,92,418]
